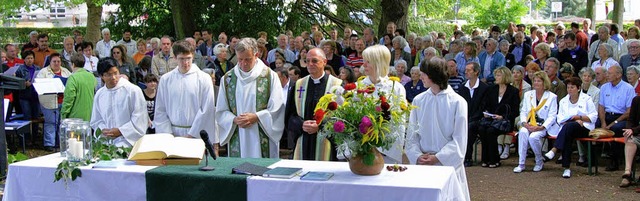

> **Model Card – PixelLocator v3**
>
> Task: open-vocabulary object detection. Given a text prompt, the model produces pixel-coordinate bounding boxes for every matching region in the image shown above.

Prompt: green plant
[7,152,28,164]
[53,135,132,187]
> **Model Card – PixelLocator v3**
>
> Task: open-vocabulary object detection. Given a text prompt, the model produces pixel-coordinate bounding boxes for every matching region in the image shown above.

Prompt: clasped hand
[417,153,439,165]
[302,120,319,134]
[523,123,544,133]
[102,128,122,138]
[234,113,258,128]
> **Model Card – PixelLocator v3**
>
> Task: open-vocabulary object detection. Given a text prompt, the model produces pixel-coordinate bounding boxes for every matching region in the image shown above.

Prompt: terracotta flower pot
[348,148,384,175]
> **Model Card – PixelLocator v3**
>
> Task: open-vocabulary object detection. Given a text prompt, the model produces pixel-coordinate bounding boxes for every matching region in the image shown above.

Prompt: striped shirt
[346,53,364,68]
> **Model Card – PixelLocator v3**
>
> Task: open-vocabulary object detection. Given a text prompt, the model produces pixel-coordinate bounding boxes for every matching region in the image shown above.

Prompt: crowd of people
[2,18,640,196]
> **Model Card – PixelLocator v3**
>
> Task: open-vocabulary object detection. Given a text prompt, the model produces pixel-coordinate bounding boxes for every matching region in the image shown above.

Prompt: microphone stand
[199,148,215,171]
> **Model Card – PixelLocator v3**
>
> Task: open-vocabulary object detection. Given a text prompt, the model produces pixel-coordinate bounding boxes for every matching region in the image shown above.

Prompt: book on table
[128,133,205,166]
[262,167,303,179]
[232,162,272,176]
[300,171,334,181]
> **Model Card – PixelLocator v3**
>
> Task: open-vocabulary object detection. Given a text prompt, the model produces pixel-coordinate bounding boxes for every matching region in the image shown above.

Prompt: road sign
[551,2,562,13]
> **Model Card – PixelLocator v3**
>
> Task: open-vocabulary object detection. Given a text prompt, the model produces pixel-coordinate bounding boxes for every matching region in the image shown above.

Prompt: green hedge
[0,27,86,50]
[461,22,635,36]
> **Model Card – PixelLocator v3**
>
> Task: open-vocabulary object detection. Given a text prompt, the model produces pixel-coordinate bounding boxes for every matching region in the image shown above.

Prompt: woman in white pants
[514,71,558,173]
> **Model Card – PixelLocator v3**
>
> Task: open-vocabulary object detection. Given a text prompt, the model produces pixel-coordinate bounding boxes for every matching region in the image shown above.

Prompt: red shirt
[575,30,589,50]
[54,71,64,104]
[5,57,24,67]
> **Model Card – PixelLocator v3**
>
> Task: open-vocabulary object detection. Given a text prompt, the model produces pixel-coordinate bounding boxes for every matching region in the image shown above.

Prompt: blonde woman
[361,45,406,164]
[514,71,559,173]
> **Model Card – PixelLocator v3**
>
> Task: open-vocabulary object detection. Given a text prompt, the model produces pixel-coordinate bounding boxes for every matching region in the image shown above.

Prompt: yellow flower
[357,76,366,82]
[315,94,336,112]
[389,76,400,82]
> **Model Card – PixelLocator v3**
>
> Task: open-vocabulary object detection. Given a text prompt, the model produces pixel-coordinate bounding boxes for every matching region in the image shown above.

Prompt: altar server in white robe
[406,58,470,201]
[216,38,285,158]
[154,40,218,153]
[91,57,148,147]
[360,45,407,164]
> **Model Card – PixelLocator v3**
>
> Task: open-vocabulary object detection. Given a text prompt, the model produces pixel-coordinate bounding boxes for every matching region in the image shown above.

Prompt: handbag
[489,104,513,133]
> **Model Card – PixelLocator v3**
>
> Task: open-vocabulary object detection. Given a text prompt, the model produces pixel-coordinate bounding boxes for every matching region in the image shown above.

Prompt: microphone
[199,130,215,171]
[200,130,217,160]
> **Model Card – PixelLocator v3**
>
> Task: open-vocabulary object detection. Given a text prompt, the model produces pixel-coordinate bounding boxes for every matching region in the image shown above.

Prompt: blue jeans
[41,105,61,147]
[19,99,40,120]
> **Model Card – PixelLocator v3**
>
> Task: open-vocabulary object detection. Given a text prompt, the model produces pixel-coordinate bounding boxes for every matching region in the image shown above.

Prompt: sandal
[481,162,488,167]
[489,162,501,168]
[620,174,631,188]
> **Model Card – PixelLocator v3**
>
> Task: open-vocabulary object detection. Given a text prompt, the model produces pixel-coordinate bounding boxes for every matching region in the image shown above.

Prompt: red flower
[380,96,387,103]
[314,109,325,123]
[381,102,390,111]
[365,86,375,94]
[328,102,338,110]
[356,89,365,94]
[344,83,356,90]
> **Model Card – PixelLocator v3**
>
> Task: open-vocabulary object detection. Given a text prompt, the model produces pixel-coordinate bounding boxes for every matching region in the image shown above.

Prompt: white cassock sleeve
[187,73,217,142]
[118,87,149,145]
[406,108,422,164]
[434,99,468,167]
[153,76,172,134]
[90,88,107,134]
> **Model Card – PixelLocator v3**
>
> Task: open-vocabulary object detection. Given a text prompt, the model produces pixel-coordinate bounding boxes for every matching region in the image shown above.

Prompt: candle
[74,140,84,159]
[67,138,78,158]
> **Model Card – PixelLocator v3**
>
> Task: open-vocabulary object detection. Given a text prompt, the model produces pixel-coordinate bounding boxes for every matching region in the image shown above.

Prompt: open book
[128,133,205,165]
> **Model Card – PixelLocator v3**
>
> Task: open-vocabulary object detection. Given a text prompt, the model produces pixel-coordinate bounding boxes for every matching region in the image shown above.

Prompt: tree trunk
[378,0,411,37]
[586,0,595,30]
[612,0,624,27]
[170,0,196,40]
[85,0,103,46]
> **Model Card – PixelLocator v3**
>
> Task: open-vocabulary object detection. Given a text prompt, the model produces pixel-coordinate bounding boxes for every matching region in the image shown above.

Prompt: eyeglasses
[113,52,121,54]
[629,46,640,49]
[306,58,321,64]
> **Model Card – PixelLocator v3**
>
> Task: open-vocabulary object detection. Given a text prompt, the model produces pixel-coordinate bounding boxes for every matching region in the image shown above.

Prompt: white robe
[361,76,407,163]
[154,64,217,143]
[406,86,470,201]
[216,59,285,158]
[90,78,149,147]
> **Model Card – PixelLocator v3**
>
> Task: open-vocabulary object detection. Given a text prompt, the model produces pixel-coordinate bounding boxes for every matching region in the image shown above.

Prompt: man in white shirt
[95,28,116,58]
[267,34,296,64]
[154,40,218,155]
[90,57,148,147]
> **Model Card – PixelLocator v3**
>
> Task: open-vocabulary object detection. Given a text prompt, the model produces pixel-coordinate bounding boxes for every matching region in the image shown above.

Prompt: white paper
[32,78,65,95]
[2,67,19,76]
[483,111,497,118]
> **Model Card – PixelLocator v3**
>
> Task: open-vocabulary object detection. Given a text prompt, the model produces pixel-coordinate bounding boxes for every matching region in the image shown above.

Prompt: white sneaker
[513,165,525,173]
[563,169,571,178]
[533,162,544,172]
[498,145,504,155]
[500,150,510,160]
[543,151,555,162]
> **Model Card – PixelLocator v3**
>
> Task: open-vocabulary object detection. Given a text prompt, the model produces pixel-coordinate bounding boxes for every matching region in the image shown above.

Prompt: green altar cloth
[145,157,279,201]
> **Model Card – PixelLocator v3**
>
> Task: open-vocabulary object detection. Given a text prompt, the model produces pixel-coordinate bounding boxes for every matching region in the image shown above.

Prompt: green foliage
[0,27,86,49]
[54,135,132,187]
[469,0,529,30]
[7,152,28,164]
[104,0,283,41]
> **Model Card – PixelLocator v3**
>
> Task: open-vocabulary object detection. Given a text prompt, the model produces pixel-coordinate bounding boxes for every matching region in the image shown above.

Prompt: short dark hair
[139,56,152,70]
[21,50,35,59]
[37,33,49,40]
[70,53,85,68]
[172,40,195,56]
[123,29,132,34]
[80,41,93,51]
[97,57,119,76]
[564,77,582,88]
[339,66,356,83]
[350,34,359,39]
[610,23,619,33]
[564,32,576,40]
[419,57,449,90]
[516,24,526,28]
[49,52,61,60]
[289,66,301,75]
[491,25,501,33]
[395,28,406,38]
[570,22,580,29]
[143,73,159,83]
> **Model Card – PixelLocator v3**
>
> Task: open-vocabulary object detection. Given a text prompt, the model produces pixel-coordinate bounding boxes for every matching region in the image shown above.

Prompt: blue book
[262,167,303,179]
[300,171,334,181]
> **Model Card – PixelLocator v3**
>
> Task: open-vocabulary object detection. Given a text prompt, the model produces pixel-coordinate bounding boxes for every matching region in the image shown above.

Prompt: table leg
[587,142,592,175]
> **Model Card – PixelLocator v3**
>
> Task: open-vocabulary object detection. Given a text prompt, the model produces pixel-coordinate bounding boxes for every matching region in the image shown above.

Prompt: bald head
[185,37,196,47]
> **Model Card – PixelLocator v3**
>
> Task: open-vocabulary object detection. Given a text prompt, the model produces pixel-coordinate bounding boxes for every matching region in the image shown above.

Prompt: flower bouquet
[315,78,414,168]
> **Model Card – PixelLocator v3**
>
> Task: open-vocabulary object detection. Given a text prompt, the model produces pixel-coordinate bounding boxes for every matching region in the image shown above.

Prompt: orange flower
[314,109,325,123]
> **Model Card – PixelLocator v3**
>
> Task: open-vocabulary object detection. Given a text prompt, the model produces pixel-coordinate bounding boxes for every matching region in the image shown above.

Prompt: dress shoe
[562,169,571,178]
[44,146,55,152]
[464,160,473,167]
